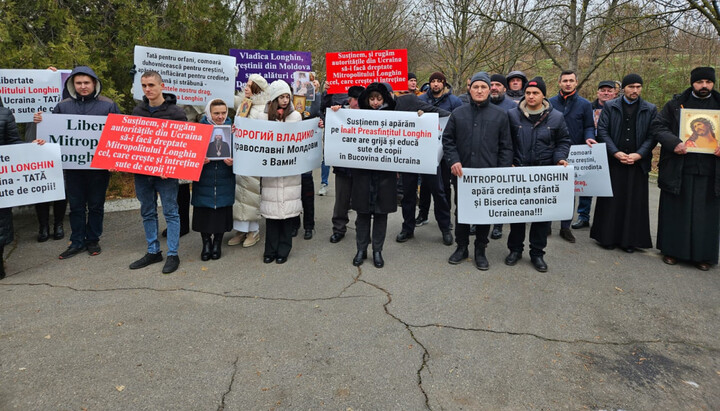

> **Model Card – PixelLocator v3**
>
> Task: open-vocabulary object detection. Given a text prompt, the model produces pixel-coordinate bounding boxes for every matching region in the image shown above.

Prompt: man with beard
[651,66,720,271]
[591,74,657,253]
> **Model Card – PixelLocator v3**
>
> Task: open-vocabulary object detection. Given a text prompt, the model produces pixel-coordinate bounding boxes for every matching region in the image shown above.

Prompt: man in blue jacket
[506,77,571,272]
[34,66,122,260]
[549,70,595,242]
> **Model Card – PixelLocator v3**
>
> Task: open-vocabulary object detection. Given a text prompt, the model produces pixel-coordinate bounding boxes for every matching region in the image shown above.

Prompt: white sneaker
[318,184,328,196]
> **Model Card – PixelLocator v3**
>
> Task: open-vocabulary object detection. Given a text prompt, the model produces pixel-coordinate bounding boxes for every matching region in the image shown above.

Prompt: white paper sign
[457,166,574,224]
[37,113,106,170]
[133,45,236,107]
[324,109,440,174]
[567,143,613,197]
[0,143,65,208]
[0,69,63,123]
[233,117,322,177]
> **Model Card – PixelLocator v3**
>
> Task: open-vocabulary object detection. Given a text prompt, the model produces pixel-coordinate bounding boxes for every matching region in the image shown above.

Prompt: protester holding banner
[505,77,571,272]
[650,66,720,271]
[192,99,235,261]
[591,74,657,253]
[258,80,303,264]
[0,102,23,279]
[128,70,187,275]
[32,66,122,259]
[227,74,269,248]
[350,83,400,269]
[443,72,513,271]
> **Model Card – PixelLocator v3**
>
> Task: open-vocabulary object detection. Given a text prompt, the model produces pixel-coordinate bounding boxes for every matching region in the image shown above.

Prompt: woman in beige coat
[228,74,270,247]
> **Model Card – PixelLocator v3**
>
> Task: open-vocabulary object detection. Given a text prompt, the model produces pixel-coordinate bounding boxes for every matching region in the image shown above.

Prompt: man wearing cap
[395,72,422,96]
[549,70,595,242]
[591,74,656,253]
[505,77,571,272]
[592,80,619,128]
[443,72,513,270]
[650,66,720,271]
[418,72,464,112]
[506,70,528,103]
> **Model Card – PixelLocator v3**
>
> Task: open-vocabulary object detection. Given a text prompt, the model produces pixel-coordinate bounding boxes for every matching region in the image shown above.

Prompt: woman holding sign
[259,80,303,264]
[192,99,235,261]
[350,83,399,268]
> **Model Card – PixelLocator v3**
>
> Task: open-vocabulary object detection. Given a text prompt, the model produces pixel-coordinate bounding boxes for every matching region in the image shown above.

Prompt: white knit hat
[248,74,268,91]
[267,80,292,102]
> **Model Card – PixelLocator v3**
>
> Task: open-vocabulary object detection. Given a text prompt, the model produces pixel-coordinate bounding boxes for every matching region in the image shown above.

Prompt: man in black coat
[505,77,571,272]
[442,72,513,270]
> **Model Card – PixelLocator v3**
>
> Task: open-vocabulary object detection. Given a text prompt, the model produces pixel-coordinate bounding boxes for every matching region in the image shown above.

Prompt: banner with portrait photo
[0,143,65,208]
[232,117,322,177]
[566,143,613,197]
[292,71,316,101]
[206,125,232,160]
[679,108,720,154]
[457,166,575,224]
[324,108,440,174]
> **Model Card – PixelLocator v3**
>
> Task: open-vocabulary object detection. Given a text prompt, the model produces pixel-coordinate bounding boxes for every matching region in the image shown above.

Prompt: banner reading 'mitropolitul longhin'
[324,108,439,174]
[457,166,575,224]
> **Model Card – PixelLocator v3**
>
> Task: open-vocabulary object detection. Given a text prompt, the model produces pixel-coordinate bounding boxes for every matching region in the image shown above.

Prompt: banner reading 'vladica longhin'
[324,108,439,174]
[232,117,322,177]
[0,143,65,208]
[133,46,236,107]
[457,166,575,224]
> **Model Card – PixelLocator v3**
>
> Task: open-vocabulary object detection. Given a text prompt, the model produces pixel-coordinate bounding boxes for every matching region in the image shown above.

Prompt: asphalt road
[1,173,718,410]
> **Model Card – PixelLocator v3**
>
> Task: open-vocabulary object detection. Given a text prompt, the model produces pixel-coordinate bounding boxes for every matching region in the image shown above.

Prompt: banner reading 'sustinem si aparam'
[324,108,439,174]
[0,143,65,208]
[233,117,322,177]
[36,113,106,170]
[457,166,575,224]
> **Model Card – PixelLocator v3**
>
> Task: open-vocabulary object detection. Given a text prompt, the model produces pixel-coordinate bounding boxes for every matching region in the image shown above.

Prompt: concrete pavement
[1,173,718,410]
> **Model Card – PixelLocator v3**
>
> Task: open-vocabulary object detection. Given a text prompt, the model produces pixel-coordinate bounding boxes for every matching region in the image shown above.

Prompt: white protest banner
[233,117,322,177]
[133,45,235,107]
[567,143,613,197]
[0,69,62,123]
[457,166,574,224]
[36,113,106,170]
[0,143,65,208]
[324,109,440,174]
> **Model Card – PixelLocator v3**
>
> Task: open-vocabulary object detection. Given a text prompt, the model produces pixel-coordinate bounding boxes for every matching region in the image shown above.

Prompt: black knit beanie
[490,74,508,89]
[621,73,643,89]
[691,67,715,84]
[525,76,546,96]
[429,72,446,85]
[408,72,417,81]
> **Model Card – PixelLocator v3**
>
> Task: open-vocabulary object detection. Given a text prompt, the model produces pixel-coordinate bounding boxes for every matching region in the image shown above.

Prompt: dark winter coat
[549,91,595,145]
[132,93,187,121]
[192,117,235,209]
[53,66,122,116]
[650,87,720,196]
[0,103,23,245]
[442,99,513,169]
[490,93,517,111]
[597,97,657,174]
[395,93,450,117]
[350,83,398,214]
[507,100,571,166]
[418,87,464,112]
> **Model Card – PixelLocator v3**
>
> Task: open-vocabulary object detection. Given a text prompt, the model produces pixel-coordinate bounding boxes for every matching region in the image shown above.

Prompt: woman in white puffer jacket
[259,80,302,264]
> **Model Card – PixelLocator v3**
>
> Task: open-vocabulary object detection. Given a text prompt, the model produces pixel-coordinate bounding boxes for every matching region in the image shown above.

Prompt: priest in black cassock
[650,66,720,271]
[591,74,657,252]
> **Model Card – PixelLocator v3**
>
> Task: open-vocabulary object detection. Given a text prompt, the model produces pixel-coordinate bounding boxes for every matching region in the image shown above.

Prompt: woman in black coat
[0,104,27,279]
[350,83,398,268]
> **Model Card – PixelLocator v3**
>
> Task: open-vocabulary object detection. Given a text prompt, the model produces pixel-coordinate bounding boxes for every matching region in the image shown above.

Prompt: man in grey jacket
[442,72,513,270]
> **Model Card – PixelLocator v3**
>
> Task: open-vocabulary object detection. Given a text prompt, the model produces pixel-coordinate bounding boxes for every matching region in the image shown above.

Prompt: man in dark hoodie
[129,70,187,274]
[506,70,528,103]
[650,66,720,271]
[505,77,571,272]
[33,66,122,260]
[443,72,513,271]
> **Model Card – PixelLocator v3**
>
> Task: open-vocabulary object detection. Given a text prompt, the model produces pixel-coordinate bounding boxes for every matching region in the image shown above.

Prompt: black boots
[211,233,223,260]
[53,223,64,240]
[201,233,224,261]
[201,233,212,261]
[37,225,49,242]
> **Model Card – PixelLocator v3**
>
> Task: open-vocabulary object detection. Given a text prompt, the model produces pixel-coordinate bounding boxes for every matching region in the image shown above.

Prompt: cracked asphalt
[1,173,718,410]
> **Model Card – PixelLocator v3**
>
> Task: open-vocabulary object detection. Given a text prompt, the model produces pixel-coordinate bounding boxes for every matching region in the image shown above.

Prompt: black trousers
[178,183,190,234]
[355,212,387,252]
[265,218,294,258]
[293,172,315,230]
[332,174,352,234]
[401,169,451,234]
[507,221,551,256]
[36,200,67,227]
[419,159,453,215]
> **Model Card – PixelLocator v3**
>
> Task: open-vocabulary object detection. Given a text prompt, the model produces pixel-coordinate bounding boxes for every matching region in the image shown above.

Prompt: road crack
[217,356,239,411]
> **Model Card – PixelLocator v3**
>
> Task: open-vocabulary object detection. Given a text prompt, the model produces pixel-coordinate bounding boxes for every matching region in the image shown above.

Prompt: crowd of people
[0,63,718,279]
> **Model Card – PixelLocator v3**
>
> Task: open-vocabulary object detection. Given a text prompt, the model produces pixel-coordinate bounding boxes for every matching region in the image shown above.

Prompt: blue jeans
[320,161,330,186]
[66,170,110,248]
[577,196,592,222]
[134,175,179,255]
